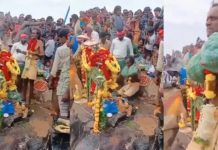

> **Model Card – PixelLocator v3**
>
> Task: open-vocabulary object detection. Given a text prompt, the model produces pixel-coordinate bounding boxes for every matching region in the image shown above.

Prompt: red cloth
[0,51,12,81]
[27,39,38,52]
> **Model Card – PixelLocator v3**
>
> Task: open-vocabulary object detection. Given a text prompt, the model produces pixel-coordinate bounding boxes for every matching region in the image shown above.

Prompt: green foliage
[99,111,107,130]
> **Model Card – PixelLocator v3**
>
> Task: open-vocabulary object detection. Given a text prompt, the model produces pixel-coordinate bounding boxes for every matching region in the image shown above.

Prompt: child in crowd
[43,60,51,81]
[145,55,155,78]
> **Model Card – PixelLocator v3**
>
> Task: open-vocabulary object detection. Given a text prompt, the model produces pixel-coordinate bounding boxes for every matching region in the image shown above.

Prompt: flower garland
[192,70,217,146]
[204,70,216,99]
[0,50,20,97]
[6,58,20,75]
[81,46,120,133]
[0,50,12,81]
[194,104,217,146]
[0,70,7,99]
[180,80,204,129]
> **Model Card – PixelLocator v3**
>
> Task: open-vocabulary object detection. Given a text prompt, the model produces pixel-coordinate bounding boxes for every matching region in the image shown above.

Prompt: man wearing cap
[11,33,28,92]
[110,30,133,70]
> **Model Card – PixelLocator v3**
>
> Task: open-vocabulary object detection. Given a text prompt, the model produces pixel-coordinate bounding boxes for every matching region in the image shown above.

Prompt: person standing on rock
[11,33,28,93]
[49,28,71,118]
[110,29,133,70]
[22,28,44,107]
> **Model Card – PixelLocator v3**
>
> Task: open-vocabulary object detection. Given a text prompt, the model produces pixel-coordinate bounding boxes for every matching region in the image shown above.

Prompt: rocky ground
[70,81,159,150]
[0,81,159,150]
[0,101,52,150]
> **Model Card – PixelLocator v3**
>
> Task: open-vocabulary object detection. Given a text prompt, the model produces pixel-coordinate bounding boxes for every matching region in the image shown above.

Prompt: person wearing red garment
[22,28,44,107]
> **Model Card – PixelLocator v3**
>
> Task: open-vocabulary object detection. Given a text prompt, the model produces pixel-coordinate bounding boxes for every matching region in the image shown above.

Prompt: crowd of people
[0,5,164,119]
[163,37,205,88]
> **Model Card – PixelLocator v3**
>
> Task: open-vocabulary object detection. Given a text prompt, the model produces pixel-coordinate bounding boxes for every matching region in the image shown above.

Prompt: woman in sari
[22,28,44,107]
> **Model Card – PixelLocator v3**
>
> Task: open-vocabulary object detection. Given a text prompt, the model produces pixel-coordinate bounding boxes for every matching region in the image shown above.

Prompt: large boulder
[70,101,155,150]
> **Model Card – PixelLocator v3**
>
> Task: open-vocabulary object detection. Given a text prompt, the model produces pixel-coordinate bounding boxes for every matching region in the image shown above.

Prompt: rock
[75,134,100,150]
[70,103,93,149]
[107,113,127,127]
[132,136,150,150]
[70,100,156,150]
[0,136,20,150]
[26,137,44,150]
[3,114,23,127]
[51,133,70,150]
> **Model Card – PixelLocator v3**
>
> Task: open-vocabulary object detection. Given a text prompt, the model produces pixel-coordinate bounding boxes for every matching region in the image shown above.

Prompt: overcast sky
[2,0,214,55]
[0,0,162,20]
[164,0,214,54]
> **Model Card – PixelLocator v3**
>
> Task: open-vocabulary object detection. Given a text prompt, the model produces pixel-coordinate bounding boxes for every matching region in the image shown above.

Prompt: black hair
[148,29,154,34]
[24,15,32,21]
[117,28,124,32]
[48,33,55,39]
[125,56,135,64]
[144,7,151,12]
[99,32,107,38]
[129,73,140,82]
[71,14,79,21]
[46,16,53,21]
[114,6,121,14]
[32,28,41,40]
[154,7,161,12]
[153,44,159,49]
[126,32,133,41]
[58,28,69,38]
[129,10,133,16]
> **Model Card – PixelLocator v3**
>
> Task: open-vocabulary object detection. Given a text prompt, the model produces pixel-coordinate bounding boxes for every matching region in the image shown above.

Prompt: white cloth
[74,20,82,36]
[50,44,71,77]
[45,39,55,57]
[50,43,70,97]
[148,65,155,74]
[110,37,134,59]
[156,40,164,72]
[11,42,28,63]
[145,33,156,51]
[58,95,69,117]
[91,30,99,42]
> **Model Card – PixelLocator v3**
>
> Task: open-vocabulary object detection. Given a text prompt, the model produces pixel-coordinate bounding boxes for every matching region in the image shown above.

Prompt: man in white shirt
[70,14,82,36]
[50,28,71,118]
[145,29,156,56]
[85,25,100,42]
[110,30,133,70]
[45,34,55,61]
[11,33,28,92]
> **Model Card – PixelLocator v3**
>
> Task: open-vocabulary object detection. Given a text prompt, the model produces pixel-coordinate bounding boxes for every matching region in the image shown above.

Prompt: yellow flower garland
[0,70,7,99]
[81,51,91,71]
[82,47,120,133]
[105,56,120,73]
[6,58,20,75]
[204,73,216,99]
